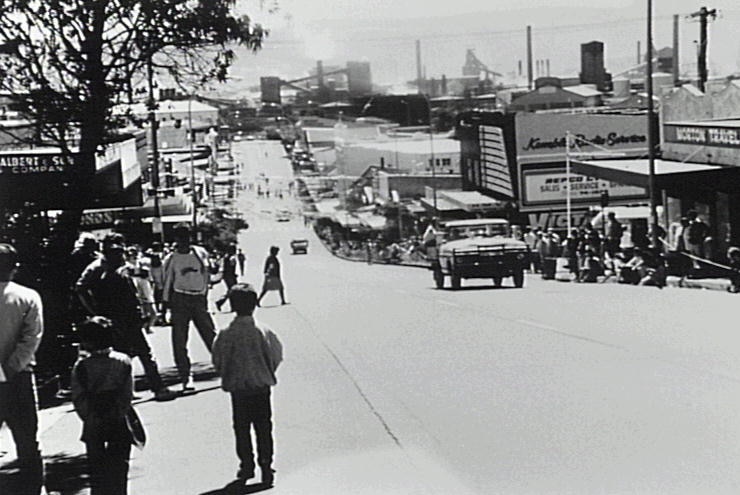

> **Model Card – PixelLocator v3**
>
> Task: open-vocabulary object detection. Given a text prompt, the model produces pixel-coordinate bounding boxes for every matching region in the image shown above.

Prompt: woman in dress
[258,246,287,306]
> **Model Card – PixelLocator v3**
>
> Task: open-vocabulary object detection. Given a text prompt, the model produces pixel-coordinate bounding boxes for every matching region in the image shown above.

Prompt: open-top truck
[429,218,530,289]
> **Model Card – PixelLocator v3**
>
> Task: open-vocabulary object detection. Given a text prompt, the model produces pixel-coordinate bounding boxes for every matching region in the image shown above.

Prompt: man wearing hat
[76,233,175,401]
[0,243,45,494]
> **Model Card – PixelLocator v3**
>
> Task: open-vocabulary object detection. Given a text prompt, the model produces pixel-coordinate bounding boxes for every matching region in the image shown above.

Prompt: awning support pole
[566,131,572,233]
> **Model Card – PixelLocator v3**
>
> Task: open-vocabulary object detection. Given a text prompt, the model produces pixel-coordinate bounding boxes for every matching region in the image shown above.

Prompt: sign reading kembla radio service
[516,112,649,163]
[664,122,740,148]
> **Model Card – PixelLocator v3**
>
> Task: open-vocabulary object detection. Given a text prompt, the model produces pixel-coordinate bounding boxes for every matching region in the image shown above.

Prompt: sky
[221,1,740,95]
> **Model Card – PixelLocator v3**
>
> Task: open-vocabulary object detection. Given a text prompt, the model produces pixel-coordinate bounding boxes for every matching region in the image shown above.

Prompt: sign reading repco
[664,123,740,148]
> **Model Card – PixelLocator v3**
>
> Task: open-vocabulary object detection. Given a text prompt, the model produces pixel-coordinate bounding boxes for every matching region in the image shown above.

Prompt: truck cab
[430,218,529,289]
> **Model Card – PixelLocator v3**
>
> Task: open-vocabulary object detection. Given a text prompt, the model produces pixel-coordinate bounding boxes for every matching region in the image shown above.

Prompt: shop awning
[356,212,387,230]
[419,197,461,212]
[333,212,363,228]
[571,158,740,191]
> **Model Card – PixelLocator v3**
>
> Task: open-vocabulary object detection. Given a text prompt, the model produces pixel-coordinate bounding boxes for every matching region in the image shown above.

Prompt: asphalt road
[20,140,740,494]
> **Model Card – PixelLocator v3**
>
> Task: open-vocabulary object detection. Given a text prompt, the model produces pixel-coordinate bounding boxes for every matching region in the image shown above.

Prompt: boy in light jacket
[212,283,283,487]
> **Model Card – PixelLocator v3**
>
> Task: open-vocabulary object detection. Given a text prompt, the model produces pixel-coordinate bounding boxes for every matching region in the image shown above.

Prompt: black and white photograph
[2,0,740,493]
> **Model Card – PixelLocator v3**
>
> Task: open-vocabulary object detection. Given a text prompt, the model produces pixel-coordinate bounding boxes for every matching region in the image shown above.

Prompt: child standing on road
[212,284,283,487]
[71,317,134,495]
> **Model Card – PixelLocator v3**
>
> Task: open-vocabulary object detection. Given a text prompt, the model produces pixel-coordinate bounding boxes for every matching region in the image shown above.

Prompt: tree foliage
[0,0,266,159]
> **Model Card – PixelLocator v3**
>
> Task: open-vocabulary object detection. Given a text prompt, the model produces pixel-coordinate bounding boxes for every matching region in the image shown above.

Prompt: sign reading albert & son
[664,122,740,148]
[0,152,79,175]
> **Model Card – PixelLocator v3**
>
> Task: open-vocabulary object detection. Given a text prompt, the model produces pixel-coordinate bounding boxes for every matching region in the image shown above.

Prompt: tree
[0,0,268,378]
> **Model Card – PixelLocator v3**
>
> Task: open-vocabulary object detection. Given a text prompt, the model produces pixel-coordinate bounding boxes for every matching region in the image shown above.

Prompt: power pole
[147,56,163,242]
[690,6,717,92]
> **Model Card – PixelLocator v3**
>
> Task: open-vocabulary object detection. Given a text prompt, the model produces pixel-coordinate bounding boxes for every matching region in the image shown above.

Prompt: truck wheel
[513,269,525,288]
[492,276,503,287]
[433,269,444,289]
[451,274,462,290]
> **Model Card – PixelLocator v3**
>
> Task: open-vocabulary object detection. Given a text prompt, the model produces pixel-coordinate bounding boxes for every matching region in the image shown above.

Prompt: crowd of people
[1,222,288,494]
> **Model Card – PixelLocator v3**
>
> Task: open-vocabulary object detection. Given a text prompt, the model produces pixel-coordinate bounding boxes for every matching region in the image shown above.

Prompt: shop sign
[516,112,648,162]
[527,210,592,230]
[0,153,78,175]
[520,168,647,211]
[664,123,740,148]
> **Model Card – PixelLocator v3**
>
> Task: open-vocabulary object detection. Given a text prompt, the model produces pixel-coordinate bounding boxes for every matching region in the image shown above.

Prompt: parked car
[276,210,292,222]
[290,239,309,254]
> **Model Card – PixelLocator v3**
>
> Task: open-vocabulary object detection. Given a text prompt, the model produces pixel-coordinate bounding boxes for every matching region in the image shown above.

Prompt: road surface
[22,140,740,494]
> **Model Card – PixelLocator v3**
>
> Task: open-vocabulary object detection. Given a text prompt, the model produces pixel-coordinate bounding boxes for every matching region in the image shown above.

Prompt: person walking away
[216,244,240,312]
[0,243,44,495]
[212,284,283,487]
[562,228,581,279]
[237,248,246,277]
[162,223,217,392]
[257,246,287,306]
[71,317,133,495]
[77,234,175,401]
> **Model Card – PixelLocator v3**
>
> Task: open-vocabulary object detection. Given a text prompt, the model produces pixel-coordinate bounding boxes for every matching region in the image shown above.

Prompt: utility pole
[526,26,533,90]
[647,0,659,249]
[147,55,163,241]
[690,6,717,92]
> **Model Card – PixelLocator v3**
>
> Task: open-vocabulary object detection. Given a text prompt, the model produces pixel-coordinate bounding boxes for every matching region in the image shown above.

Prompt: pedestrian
[0,243,45,495]
[124,246,157,333]
[562,228,581,278]
[257,246,287,306]
[71,317,134,495]
[162,223,217,392]
[216,244,240,312]
[604,212,622,260]
[76,234,175,401]
[684,210,709,259]
[523,227,540,272]
[726,247,740,293]
[237,248,246,277]
[212,284,283,487]
[144,242,166,325]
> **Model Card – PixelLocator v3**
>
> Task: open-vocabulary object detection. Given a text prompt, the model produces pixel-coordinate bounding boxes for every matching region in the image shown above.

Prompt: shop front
[570,83,740,259]
[515,110,652,232]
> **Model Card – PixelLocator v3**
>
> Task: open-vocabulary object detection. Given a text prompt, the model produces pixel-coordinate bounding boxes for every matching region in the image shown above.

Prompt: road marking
[435,300,461,308]
[516,319,557,331]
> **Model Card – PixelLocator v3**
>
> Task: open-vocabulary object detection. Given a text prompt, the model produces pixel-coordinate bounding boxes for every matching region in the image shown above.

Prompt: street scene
[2,1,740,495]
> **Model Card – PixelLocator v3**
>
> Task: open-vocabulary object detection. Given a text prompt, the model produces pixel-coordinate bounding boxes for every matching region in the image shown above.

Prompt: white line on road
[516,319,557,331]
[435,300,461,308]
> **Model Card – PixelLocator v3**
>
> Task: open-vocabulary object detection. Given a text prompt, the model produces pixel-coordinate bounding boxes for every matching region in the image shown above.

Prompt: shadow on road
[432,285,520,292]
[200,479,272,494]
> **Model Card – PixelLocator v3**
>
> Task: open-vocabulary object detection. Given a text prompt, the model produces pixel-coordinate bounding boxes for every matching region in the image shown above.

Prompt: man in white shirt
[0,243,44,494]
[163,224,217,392]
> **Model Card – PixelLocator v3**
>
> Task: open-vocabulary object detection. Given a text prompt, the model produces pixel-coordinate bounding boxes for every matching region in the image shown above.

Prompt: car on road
[429,218,530,289]
[276,210,292,222]
[290,239,309,254]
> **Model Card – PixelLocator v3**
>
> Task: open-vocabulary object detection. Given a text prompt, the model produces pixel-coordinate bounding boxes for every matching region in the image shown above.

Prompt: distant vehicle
[276,210,292,222]
[290,239,309,254]
[232,135,242,142]
[429,218,529,289]
[246,135,256,141]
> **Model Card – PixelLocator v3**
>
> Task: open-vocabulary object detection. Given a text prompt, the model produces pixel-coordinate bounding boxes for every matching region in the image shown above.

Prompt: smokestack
[518,60,522,77]
[637,40,641,64]
[673,14,680,85]
[527,26,533,89]
[416,40,423,95]
[317,60,324,90]
[546,59,551,76]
